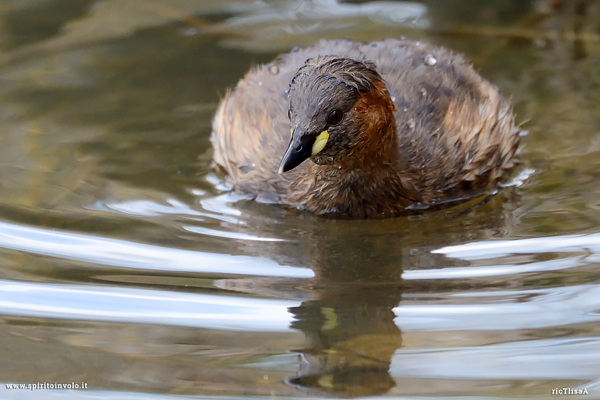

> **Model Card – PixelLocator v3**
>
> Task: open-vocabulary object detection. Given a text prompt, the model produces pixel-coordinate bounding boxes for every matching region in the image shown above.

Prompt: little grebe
[211,39,520,218]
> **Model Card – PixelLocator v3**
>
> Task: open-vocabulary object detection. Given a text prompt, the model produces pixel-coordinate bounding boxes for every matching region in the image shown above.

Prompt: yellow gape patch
[311,130,329,156]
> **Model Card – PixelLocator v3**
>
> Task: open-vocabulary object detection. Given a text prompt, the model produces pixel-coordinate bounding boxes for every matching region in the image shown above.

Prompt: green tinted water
[0,1,599,399]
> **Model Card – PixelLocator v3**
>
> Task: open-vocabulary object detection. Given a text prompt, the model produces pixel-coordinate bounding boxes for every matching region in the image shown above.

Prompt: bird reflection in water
[285,234,405,397]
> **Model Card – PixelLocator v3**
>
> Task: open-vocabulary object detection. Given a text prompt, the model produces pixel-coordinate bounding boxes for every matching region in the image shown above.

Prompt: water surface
[0,0,599,399]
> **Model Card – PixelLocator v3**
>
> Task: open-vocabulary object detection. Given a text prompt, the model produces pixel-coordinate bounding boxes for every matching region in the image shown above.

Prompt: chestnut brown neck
[335,79,398,170]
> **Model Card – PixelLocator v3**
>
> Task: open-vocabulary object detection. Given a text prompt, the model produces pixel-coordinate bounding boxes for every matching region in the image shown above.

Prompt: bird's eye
[327,110,343,126]
[287,109,293,120]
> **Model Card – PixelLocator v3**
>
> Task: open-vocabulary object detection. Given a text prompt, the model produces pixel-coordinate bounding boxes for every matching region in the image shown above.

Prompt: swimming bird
[211,39,520,218]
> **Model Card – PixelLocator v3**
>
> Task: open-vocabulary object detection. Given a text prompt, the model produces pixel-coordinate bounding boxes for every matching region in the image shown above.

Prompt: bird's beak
[278,130,315,174]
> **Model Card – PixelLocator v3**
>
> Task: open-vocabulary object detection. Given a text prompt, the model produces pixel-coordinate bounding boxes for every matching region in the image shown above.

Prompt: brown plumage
[211,39,520,218]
